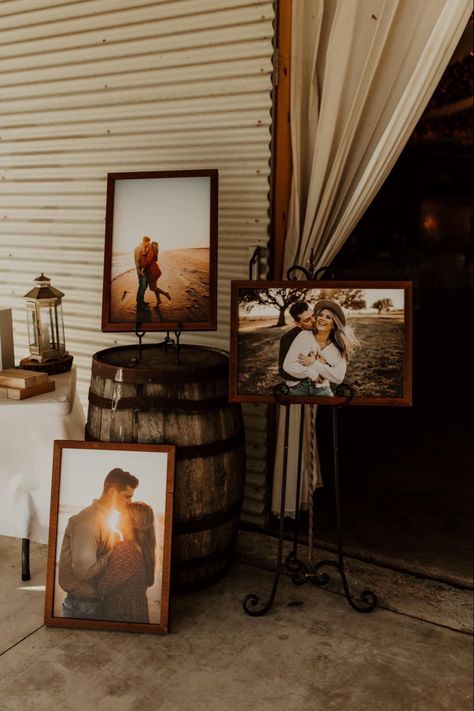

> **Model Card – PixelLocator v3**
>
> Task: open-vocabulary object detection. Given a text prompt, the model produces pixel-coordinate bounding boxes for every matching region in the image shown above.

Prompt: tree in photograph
[334,288,367,312]
[372,297,394,313]
[239,287,308,326]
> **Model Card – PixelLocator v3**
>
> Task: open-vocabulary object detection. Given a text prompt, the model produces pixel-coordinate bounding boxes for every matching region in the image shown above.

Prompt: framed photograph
[101,169,218,332]
[44,441,175,634]
[230,281,412,406]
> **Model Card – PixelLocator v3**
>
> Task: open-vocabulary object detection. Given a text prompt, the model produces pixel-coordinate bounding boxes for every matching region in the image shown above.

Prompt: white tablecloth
[0,367,85,543]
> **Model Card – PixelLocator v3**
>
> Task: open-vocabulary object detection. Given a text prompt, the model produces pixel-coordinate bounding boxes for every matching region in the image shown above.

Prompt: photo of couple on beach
[102,170,217,332]
[45,442,174,634]
[230,281,412,406]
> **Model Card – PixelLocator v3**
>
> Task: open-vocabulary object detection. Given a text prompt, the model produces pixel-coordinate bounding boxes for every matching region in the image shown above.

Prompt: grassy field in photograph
[237,315,405,398]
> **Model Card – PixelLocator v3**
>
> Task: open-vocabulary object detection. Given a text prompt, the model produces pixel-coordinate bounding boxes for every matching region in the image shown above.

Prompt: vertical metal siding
[0,0,273,526]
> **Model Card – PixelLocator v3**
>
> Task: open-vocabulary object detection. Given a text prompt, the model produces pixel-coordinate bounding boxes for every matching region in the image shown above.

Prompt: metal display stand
[134,326,183,366]
[22,538,30,581]
[242,260,377,616]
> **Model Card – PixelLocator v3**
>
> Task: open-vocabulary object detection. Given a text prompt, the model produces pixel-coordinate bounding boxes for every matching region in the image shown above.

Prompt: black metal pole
[307,408,377,612]
[21,538,31,581]
[291,404,305,556]
[332,408,344,561]
[242,404,291,616]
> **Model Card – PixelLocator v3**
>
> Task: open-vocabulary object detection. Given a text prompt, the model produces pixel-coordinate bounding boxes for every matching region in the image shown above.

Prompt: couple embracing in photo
[58,468,156,624]
[134,235,171,312]
[279,299,358,397]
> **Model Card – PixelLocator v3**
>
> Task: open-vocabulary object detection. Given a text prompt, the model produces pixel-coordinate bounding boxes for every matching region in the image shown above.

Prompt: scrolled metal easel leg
[21,538,31,581]
[306,408,377,612]
[242,400,291,616]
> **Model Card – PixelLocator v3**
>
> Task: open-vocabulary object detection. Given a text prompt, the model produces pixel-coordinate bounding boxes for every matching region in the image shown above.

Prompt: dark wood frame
[101,169,218,332]
[229,280,413,406]
[44,440,175,634]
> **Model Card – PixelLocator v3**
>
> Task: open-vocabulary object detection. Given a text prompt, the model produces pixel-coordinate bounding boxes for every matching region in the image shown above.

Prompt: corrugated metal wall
[0,0,274,526]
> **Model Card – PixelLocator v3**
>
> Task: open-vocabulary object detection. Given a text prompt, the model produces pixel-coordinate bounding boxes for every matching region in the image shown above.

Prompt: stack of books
[0,368,55,400]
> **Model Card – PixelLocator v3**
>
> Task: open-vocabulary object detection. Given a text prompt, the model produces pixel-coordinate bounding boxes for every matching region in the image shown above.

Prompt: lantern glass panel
[52,303,65,350]
[26,302,39,354]
[42,304,53,350]
[38,301,65,357]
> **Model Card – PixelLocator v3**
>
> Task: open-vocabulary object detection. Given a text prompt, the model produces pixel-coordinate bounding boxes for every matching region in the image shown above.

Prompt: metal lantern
[21,274,73,374]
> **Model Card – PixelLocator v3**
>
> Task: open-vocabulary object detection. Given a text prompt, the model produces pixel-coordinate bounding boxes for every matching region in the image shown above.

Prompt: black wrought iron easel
[133,325,183,366]
[21,538,30,580]
[242,259,377,616]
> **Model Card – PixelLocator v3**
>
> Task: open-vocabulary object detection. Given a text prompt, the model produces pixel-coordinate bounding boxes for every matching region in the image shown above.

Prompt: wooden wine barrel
[85,343,245,593]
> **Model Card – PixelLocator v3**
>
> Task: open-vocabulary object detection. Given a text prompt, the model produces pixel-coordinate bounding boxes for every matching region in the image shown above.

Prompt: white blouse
[283,330,346,387]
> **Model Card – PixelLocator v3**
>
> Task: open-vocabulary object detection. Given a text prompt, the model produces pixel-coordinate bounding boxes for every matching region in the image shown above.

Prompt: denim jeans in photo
[287,380,334,398]
[136,272,148,306]
[62,594,104,620]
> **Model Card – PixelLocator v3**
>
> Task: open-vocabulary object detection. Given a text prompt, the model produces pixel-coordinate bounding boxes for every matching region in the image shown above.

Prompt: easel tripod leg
[242,405,291,616]
[311,408,377,612]
[242,396,377,615]
[21,538,31,581]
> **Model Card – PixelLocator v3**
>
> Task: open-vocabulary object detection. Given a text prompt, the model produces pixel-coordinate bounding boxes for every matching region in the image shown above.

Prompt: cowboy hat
[313,299,346,326]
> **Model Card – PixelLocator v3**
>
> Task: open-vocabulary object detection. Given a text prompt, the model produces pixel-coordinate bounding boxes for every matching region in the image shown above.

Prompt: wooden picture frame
[101,169,218,332]
[230,281,413,406]
[45,441,175,634]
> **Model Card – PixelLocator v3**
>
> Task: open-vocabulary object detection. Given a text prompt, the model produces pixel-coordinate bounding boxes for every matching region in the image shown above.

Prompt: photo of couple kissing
[58,468,156,624]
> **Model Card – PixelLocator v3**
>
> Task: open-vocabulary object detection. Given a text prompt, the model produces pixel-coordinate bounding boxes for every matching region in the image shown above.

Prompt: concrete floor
[0,536,472,711]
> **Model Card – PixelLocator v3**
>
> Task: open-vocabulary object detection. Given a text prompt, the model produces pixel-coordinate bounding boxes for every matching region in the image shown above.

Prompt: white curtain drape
[272,0,471,516]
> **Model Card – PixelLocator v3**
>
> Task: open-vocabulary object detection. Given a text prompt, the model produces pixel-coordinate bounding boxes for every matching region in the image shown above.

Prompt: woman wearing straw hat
[283,299,358,397]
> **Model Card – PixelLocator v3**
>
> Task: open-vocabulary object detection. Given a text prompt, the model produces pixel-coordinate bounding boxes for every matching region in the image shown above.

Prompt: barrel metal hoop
[173,498,243,535]
[88,389,229,413]
[84,427,245,461]
[176,430,244,461]
[171,541,236,571]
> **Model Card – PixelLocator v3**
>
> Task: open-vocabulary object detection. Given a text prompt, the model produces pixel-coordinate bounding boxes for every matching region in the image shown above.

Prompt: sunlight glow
[17,585,46,591]
[106,509,123,540]
[107,509,120,532]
